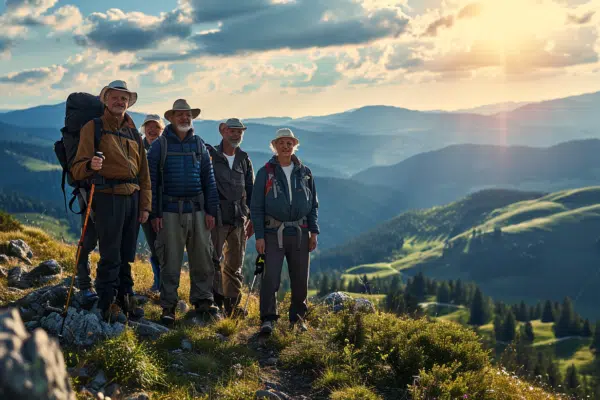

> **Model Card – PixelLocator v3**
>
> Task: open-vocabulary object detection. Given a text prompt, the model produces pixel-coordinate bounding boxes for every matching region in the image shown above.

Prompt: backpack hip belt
[165,195,204,218]
[265,215,308,249]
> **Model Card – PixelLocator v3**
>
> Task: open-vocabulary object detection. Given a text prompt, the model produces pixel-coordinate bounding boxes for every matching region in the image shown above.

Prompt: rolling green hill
[321,186,600,318]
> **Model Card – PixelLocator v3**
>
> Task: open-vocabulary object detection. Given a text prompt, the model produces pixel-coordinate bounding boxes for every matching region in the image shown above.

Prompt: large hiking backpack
[54,93,104,213]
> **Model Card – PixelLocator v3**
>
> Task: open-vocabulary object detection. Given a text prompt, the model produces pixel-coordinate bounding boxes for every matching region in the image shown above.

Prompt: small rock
[170,363,184,371]
[177,300,190,314]
[256,390,283,399]
[263,357,278,366]
[8,239,33,264]
[0,266,7,278]
[8,266,30,289]
[68,366,91,379]
[104,383,121,398]
[171,349,183,354]
[7,287,23,293]
[215,333,227,342]
[354,298,376,314]
[126,393,150,400]
[181,339,192,351]
[187,372,201,377]
[323,291,353,312]
[129,319,169,340]
[90,370,107,390]
[28,259,61,279]
[0,254,10,265]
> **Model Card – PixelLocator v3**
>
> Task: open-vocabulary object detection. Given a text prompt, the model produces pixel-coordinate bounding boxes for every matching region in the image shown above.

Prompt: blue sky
[0,0,599,118]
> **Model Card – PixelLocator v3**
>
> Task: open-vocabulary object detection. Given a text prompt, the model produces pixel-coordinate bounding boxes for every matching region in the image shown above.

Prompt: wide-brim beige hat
[271,128,299,144]
[99,80,137,108]
[164,99,201,122]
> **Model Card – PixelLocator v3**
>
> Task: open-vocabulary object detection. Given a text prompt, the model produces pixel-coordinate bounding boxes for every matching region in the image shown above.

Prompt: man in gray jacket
[208,118,255,317]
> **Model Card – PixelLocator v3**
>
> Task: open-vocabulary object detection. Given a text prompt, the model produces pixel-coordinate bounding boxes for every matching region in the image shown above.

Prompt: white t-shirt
[281,164,294,199]
[225,154,235,169]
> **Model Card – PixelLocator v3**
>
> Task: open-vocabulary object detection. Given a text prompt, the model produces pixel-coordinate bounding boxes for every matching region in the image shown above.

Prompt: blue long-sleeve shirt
[147,125,219,218]
[250,155,319,239]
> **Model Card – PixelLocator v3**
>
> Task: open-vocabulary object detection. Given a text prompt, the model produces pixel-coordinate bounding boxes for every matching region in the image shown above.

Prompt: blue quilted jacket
[147,125,219,217]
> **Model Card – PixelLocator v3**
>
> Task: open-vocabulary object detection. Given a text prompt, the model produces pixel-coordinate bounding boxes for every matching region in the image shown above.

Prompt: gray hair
[269,138,299,155]
[140,118,165,136]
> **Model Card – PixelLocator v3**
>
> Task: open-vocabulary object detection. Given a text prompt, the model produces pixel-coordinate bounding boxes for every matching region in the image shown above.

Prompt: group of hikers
[67,80,320,334]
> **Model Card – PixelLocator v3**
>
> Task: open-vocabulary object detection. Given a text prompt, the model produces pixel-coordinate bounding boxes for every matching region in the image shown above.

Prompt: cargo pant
[94,192,139,311]
[156,211,214,310]
[76,193,98,291]
[260,231,310,322]
[211,225,247,301]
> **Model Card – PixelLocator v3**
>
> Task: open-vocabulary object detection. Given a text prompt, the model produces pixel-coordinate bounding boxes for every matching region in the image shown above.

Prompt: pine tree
[523,321,535,343]
[453,279,465,305]
[591,320,600,351]
[564,364,581,396]
[319,274,330,296]
[554,297,575,338]
[494,314,504,342]
[547,360,562,389]
[517,301,530,322]
[436,282,451,304]
[330,278,338,293]
[468,287,490,326]
[503,310,517,343]
[534,302,543,320]
[533,352,548,380]
[541,300,555,323]
[389,275,401,294]
[582,319,593,337]
[411,272,426,300]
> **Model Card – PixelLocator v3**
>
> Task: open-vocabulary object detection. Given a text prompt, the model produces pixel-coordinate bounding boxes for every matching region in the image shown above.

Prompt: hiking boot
[260,320,275,335]
[102,304,127,324]
[161,307,176,326]
[194,301,223,321]
[224,297,246,318]
[81,288,99,301]
[117,294,145,321]
[290,321,308,332]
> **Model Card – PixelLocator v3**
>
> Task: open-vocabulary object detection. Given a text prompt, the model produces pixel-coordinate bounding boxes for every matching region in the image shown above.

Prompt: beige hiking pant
[211,225,247,299]
[155,211,214,309]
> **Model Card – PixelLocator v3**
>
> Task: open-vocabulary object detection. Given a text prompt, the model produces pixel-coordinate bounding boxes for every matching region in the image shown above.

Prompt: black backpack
[53,93,104,213]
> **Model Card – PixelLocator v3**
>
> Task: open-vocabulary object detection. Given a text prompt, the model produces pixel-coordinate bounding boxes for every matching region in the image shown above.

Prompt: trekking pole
[242,254,265,316]
[59,152,103,339]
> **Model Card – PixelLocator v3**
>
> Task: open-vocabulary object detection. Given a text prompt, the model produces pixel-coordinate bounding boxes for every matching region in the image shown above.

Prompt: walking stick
[242,254,265,316]
[59,152,102,339]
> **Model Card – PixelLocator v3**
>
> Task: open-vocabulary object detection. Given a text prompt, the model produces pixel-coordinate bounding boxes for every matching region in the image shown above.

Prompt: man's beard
[227,137,243,148]
[176,123,192,133]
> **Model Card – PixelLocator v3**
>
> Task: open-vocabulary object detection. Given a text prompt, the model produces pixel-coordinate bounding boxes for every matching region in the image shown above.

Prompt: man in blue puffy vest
[147,99,221,325]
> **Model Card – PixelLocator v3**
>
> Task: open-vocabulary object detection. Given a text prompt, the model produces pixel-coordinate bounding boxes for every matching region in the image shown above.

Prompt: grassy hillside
[322,186,600,318]
[0,214,562,399]
[318,188,544,269]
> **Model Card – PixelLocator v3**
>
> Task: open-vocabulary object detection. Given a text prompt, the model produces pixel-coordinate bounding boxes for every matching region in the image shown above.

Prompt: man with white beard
[207,119,255,317]
[147,99,221,325]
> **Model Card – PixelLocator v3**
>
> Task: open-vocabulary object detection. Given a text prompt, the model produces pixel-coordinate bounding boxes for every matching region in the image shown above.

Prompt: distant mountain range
[1,90,599,176]
[353,139,600,209]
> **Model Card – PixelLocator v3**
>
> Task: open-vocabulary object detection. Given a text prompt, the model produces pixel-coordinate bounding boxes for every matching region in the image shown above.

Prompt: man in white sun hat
[71,80,151,322]
[250,127,320,335]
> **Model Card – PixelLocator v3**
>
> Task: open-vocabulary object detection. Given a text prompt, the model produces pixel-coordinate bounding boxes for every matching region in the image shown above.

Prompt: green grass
[437,308,470,324]
[6,150,62,172]
[342,263,400,281]
[13,213,76,242]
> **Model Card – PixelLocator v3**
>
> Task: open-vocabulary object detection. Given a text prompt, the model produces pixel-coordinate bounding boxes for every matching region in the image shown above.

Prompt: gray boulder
[0,254,9,264]
[323,292,375,313]
[8,239,33,264]
[8,266,31,289]
[27,260,62,283]
[0,308,75,400]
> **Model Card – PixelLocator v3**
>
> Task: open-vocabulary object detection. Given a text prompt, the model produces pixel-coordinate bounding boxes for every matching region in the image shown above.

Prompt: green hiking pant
[156,211,214,309]
[211,224,247,300]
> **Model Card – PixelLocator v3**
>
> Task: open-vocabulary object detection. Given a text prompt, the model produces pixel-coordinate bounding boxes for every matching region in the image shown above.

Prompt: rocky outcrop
[9,279,169,346]
[0,308,75,400]
[7,239,33,265]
